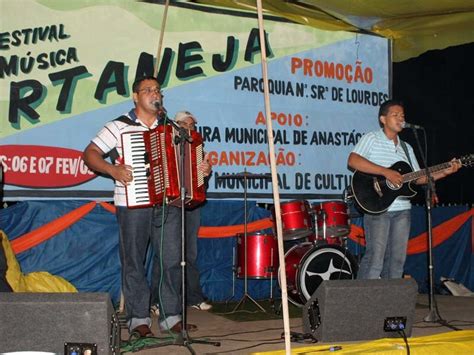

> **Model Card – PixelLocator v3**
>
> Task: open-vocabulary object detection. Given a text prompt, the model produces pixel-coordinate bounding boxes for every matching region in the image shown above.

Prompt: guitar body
[351,161,417,214]
[351,154,472,214]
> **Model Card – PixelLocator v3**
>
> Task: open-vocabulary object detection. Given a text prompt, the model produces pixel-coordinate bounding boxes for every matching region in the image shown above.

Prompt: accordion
[121,125,206,208]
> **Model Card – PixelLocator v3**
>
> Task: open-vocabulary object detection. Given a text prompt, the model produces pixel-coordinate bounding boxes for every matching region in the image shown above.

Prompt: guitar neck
[402,161,453,183]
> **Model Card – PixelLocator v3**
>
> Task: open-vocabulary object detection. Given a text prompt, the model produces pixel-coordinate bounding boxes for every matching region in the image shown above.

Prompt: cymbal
[216,172,272,180]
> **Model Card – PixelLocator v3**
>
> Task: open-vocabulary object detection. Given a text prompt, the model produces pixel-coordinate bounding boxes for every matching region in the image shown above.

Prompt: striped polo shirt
[91,109,159,206]
[352,128,420,212]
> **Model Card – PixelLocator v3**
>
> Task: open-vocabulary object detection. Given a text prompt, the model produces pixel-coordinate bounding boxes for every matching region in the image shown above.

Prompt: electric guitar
[350,154,474,214]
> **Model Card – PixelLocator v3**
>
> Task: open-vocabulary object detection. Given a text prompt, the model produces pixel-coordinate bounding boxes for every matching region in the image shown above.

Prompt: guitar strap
[400,139,414,169]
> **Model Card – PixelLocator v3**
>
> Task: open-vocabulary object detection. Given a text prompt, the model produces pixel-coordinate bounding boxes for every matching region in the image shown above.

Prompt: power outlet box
[384,317,407,332]
[65,342,98,355]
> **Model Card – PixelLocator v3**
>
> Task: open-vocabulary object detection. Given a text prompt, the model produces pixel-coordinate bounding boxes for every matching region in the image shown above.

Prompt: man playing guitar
[347,99,461,280]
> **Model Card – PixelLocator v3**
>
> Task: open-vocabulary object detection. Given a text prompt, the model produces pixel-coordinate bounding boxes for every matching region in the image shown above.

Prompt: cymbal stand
[270,249,275,299]
[268,248,275,309]
[232,170,266,313]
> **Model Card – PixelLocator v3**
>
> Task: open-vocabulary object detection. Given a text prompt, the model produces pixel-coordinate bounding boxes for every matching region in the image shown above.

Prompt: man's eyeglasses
[138,87,162,95]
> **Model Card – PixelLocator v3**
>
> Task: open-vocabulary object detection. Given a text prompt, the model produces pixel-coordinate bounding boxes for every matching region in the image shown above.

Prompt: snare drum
[313,201,350,237]
[280,243,357,306]
[236,233,278,279]
[273,200,313,241]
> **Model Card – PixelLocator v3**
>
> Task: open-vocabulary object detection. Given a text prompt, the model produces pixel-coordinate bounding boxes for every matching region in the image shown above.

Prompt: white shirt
[91,109,159,206]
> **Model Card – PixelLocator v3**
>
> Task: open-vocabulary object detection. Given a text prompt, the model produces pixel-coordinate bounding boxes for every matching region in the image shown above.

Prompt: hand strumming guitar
[383,167,403,188]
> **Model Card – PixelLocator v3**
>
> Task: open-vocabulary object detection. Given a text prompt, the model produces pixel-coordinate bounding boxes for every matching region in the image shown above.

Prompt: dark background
[394,42,474,205]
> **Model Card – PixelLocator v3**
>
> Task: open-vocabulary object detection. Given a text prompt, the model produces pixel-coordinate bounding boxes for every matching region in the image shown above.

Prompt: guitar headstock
[459,154,474,167]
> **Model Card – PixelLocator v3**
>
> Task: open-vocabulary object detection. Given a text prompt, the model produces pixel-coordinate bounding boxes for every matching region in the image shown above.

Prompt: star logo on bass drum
[305,257,352,280]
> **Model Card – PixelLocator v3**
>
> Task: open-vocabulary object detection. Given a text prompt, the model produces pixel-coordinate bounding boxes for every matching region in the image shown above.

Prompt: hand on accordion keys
[112,163,133,186]
[198,153,212,177]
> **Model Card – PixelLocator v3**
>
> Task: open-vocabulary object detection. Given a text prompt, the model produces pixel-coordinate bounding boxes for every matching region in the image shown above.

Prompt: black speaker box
[303,278,418,342]
[0,292,120,354]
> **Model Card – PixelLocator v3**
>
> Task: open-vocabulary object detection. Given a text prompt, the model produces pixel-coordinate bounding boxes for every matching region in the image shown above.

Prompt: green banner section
[1,0,352,138]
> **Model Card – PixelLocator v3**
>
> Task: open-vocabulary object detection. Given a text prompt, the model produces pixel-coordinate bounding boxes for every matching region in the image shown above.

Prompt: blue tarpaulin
[0,201,472,305]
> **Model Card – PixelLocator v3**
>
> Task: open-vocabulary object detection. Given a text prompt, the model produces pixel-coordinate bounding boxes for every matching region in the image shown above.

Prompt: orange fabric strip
[406,208,474,255]
[11,201,97,255]
[95,201,274,238]
[348,224,366,246]
[346,209,474,254]
[96,202,472,251]
[99,201,116,214]
[198,218,274,238]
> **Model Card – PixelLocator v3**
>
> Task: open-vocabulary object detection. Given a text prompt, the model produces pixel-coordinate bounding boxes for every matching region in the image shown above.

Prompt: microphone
[151,102,191,142]
[402,122,424,130]
[153,100,167,113]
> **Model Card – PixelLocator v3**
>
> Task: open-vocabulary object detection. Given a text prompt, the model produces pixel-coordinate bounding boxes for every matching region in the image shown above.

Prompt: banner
[0,1,389,201]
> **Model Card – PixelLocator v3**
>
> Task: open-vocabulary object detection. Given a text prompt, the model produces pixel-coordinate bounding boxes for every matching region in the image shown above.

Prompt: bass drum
[280,243,358,307]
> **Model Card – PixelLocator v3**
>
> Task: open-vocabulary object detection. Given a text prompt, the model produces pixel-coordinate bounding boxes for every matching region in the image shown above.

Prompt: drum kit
[218,172,358,310]
[274,200,358,307]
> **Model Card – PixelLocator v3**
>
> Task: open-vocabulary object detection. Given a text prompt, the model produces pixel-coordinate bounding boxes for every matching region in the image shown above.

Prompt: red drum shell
[273,200,313,241]
[280,242,313,306]
[313,200,350,237]
[236,233,278,279]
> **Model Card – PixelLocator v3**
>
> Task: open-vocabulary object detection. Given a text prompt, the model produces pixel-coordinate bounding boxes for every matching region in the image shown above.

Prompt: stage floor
[121,294,474,354]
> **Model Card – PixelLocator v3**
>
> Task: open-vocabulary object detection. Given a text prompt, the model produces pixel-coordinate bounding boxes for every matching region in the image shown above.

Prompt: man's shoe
[164,321,198,334]
[131,324,154,338]
[191,301,212,311]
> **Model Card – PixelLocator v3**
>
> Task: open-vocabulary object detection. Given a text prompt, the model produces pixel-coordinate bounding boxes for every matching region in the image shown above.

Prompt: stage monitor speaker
[0,292,120,354]
[303,278,417,342]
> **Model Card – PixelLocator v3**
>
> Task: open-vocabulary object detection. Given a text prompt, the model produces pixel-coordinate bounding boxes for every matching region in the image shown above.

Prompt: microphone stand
[150,111,220,354]
[410,128,446,325]
[421,165,438,322]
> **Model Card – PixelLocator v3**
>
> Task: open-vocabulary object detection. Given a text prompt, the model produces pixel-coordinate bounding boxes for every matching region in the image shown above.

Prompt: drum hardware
[307,233,345,247]
[216,169,272,313]
[270,248,274,302]
[270,298,279,315]
[343,185,353,203]
[320,209,327,242]
[313,201,351,239]
[344,186,365,219]
[269,248,276,307]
